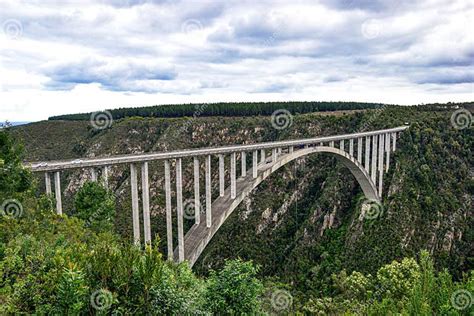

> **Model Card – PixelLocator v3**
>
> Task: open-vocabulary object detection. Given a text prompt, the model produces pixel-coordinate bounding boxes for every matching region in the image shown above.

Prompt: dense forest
[2,103,474,314]
[48,101,384,121]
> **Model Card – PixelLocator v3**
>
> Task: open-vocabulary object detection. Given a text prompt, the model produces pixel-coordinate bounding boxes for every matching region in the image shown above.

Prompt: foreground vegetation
[3,102,474,314]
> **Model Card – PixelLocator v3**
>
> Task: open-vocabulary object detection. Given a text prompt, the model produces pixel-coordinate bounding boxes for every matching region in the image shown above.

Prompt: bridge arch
[179,146,379,267]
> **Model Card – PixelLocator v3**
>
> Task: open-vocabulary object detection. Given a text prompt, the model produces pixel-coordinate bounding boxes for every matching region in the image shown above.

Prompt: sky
[0,0,473,122]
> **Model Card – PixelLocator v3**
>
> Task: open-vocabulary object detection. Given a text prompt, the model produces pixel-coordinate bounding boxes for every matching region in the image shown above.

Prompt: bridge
[27,126,408,267]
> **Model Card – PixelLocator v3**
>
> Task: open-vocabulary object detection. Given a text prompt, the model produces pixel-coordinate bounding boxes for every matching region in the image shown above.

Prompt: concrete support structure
[241,152,246,177]
[365,136,370,172]
[91,168,97,182]
[340,139,345,151]
[103,166,109,189]
[260,149,266,163]
[231,153,236,199]
[193,157,200,225]
[349,139,354,156]
[272,148,277,163]
[392,133,397,151]
[218,154,225,197]
[385,133,391,172]
[130,164,140,245]
[54,171,62,215]
[378,134,384,196]
[252,150,258,178]
[371,135,377,183]
[205,155,212,228]
[357,138,362,163]
[330,141,334,147]
[176,158,184,262]
[45,172,52,195]
[289,146,294,153]
[141,162,151,244]
[164,160,173,260]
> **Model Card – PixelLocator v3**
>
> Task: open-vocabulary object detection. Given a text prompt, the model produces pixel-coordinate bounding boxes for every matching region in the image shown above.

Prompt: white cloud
[0,0,473,121]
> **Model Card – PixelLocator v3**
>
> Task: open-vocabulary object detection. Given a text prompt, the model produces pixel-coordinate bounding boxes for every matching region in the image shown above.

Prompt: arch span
[177,146,378,267]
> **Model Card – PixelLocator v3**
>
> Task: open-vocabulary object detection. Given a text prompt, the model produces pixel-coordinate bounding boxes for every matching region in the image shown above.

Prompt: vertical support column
[54,171,62,215]
[164,160,173,260]
[241,152,246,177]
[219,154,225,197]
[277,148,282,154]
[260,149,266,163]
[141,162,151,244]
[272,148,277,163]
[253,150,258,178]
[386,133,391,172]
[205,155,212,228]
[176,158,184,262]
[357,138,362,163]
[378,134,384,197]
[365,136,370,172]
[289,146,294,153]
[45,172,52,195]
[339,140,345,151]
[392,133,397,151]
[103,166,109,189]
[91,168,97,182]
[349,139,354,157]
[330,141,334,147]
[130,164,140,245]
[231,152,236,199]
[193,157,200,225]
[371,135,377,184]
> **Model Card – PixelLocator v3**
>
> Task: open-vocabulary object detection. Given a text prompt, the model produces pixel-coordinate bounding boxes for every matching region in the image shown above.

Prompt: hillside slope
[13,106,473,303]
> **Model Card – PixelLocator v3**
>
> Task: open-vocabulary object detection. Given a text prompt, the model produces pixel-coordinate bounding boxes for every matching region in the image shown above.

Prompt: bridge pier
[130,163,140,245]
[260,149,266,163]
[164,160,173,260]
[231,152,236,199]
[54,171,62,215]
[241,152,246,177]
[378,134,384,196]
[142,162,151,244]
[194,157,200,225]
[205,155,212,228]
[385,133,391,172]
[357,137,362,163]
[371,135,377,184]
[103,166,109,189]
[219,154,225,197]
[365,136,370,172]
[91,168,97,182]
[340,139,344,151]
[253,150,258,178]
[176,158,184,262]
[349,139,354,156]
[45,172,52,195]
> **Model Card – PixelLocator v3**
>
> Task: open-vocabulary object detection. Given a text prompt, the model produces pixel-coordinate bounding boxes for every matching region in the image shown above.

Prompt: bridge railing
[25,125,409,263]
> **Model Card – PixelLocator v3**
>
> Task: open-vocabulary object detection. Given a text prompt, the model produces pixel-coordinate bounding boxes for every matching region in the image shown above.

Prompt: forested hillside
[3,103,473,314]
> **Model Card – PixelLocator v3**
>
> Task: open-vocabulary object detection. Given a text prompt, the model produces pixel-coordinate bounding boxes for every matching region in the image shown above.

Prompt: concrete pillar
[205,155,212,228]
[304,144,309,149]
[91,168,97,182]
[45,172,52,195]
[241,152,246,177]
[130,164,140,245]
[193,157,200,225]
[386,133,391,172]
[253,150,258,178]
[54,171,62,215]
[349,139,354,156]
[231,152,236,199]
[219,154,225,197]
[330,141,334,147]
[289,146,294,153]
[378,134,384,196]
[141,162,151,244]
[392,133,397,151]
[357,138,362,163]
[176,158,184,262]
[164,160,173,260]
[103,166,109,189]
[272,148,277,163]
[365,136,370,172]
[371,135,377,184]
[277,148,282,155]
[260,149,266,163]
[339,140,344,151]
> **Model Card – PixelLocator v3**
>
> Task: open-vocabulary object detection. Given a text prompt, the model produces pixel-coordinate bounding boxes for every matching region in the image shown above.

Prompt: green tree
[205,259,264,315]
[73,181,115,231]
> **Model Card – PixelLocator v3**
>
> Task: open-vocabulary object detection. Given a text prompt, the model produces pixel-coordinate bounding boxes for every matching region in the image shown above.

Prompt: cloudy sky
[1,0,473,121]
